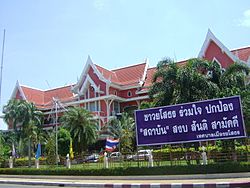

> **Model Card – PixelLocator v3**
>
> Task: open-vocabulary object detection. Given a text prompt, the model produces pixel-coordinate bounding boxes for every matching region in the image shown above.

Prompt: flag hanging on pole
[35,143,41,159]
[105,138,119,152]
[69,139,74,159]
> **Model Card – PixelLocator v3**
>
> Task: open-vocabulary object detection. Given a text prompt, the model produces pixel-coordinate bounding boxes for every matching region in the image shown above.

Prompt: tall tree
[61,107,98,154]
[3,99,43,167]
[57,128,71,157]
[149,58,250,133]
[0,131,4,157]
[149,58,219,106]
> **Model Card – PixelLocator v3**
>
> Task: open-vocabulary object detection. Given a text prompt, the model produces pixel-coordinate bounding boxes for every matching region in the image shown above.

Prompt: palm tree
[219,63,249,94]
[3,100,26,130]
[149,59,250,155]
[3,99,43,167]
[107,112,135,153]
[149,58,219,106]
[0,131,4,157]
[61,107,98,155]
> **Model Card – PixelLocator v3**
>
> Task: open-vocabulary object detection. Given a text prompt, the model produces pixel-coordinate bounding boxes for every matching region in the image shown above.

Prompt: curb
[1,172,250,180]
[0,180,250,188]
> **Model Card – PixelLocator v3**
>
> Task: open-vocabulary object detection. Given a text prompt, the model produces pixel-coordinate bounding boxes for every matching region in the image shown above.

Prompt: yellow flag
[70,139,74,159]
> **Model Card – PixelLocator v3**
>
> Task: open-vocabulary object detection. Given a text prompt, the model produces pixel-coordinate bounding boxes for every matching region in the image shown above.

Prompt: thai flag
[105,138,119,151]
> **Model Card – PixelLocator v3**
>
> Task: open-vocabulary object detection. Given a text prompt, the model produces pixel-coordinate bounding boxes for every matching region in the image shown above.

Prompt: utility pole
[52,97,68,166]
[0,29,6,106]
[53,98,59,166]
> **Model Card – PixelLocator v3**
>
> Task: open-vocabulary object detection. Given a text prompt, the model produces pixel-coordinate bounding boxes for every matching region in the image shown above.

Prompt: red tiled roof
[44,85,75,104]
[95,63,147,86]
[144,67,156,88]
[95,64,119,83]
[19,46,250,105]
[21,86,45,106]
[231,46,250,62]
[112,63,147,85]
[20,85,75,109]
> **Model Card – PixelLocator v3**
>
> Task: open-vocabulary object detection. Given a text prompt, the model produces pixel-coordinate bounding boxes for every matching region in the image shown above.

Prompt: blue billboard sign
[135,96,246,146]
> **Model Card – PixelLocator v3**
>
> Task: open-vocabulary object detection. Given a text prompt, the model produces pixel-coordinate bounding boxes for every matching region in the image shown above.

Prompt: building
[7,30,250,130]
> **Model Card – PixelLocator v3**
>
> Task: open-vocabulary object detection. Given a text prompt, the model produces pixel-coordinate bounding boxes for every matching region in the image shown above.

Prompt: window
[114,90,117,95]
[113,101,120,113]
[89,102,96,112]
[127,91,132,97]
[85,90,89,99]
[88,101,100,112]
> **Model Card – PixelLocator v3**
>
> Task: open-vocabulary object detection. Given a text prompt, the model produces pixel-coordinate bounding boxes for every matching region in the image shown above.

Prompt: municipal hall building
[7,30,250,130]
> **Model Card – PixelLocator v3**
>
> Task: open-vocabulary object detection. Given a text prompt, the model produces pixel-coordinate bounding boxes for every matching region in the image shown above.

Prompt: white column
[35,159,39,169]
[148,150,154,167]
[201,146,207,165]
[66,154,71,169]
[9,156,13,168]
[104,152,109,169]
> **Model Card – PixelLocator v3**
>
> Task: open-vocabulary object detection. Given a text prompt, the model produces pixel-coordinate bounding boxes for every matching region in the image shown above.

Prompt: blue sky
[0,0,250,129]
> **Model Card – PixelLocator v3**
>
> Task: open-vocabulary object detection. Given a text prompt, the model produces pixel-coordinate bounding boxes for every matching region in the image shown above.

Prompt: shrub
[14,157,47,167]
[0,162,249,176]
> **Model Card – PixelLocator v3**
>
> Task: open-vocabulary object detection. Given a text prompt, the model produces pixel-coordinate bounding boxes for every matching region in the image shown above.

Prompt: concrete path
[0,173,249,187]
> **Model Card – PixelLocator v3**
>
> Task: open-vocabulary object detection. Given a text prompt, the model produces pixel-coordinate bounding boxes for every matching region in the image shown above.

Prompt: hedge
[0,162,249,176]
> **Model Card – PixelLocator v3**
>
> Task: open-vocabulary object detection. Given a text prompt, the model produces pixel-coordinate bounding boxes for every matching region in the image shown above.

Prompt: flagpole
[0,29,6,106]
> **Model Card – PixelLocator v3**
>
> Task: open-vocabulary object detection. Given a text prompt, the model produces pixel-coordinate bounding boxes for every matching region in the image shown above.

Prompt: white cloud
[93,0,107,11]
[239,9,250,27]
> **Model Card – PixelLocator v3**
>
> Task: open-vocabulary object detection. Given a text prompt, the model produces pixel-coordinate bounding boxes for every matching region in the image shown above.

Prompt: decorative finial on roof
[87,55,93,64]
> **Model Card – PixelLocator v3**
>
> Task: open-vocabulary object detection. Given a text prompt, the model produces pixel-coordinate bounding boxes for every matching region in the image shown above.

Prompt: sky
[0,0,250,130]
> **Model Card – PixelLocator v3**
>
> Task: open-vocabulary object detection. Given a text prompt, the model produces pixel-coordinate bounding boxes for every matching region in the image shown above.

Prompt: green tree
[149,58,250,160]
[57,128,71,157]
[149,58,219,106]
[3,100,28,130]
[3,99,43,167]
[140,101,156,109]
[45,132,56,165]
[0,131,5,157]
[107,112,135,153]
[61,107,98,154]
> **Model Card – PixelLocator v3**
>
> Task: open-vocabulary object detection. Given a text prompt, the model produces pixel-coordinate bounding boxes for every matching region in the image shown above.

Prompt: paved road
[0,184,81,188]
[0,173,249,187]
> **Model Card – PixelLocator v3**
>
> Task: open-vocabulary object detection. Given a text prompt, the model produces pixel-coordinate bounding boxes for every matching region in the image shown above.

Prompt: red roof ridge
[147,58,190,70]
[147,67,156,70]
[230,45,250,52]
[177,58,189,64]
[20,83,75,92]
[94,64,115,73]
[20,84,44,92]
[44,83,75,92]
[112,62,146,71]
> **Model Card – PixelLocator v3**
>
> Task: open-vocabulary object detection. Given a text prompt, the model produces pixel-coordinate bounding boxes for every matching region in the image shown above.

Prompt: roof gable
[198,29,238,63]
[72,56,108,94]
[11,81,75,109]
